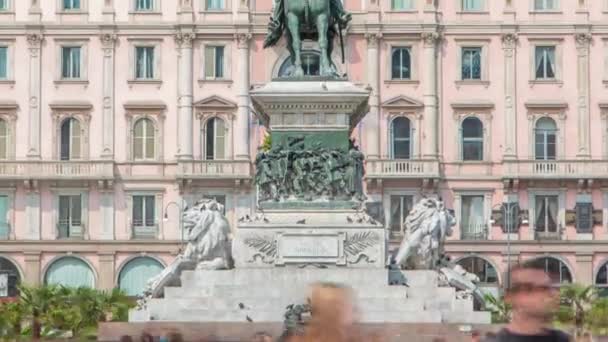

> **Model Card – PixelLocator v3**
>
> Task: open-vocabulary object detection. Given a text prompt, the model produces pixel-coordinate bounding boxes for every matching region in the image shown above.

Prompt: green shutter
[0,196,8,239]
[119,257,164,296]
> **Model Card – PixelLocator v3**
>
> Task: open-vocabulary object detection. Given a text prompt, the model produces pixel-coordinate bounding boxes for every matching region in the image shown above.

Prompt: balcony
[460,223,488,240]
[503,159,608,180]
[0,160,114,180]
[534,230,562,241]
[176,160,252,180]
[365,159,440,179]
[57,222,86,240]
[132,224,158,240]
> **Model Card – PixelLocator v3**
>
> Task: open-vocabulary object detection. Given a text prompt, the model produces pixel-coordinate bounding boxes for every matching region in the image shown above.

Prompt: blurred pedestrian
[166,331,185,342]
[251,331,273,342]
[471,330,481,342]
[119,335,134,342]
[301,282,361,342]
[483,263,570,342]
[140,332,154,342]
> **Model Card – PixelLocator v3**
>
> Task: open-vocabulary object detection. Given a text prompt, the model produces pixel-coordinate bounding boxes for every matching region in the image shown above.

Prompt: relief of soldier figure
[255,138,364,203]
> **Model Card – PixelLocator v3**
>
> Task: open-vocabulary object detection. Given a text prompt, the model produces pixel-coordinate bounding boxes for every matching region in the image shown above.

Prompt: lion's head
[182,199,226,239]
[403,197,455,237]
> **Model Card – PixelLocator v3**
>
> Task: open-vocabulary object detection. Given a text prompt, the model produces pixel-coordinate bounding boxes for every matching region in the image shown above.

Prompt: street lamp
[491,201,519,290]
[164,200,185,248]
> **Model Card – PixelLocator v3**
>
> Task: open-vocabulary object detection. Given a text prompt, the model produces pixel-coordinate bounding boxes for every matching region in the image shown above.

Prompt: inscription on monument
[281,235,339,258]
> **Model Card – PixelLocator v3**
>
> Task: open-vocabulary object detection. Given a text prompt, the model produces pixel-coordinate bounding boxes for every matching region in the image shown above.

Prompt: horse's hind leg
[316,13,332,76]
[286,13,304,77]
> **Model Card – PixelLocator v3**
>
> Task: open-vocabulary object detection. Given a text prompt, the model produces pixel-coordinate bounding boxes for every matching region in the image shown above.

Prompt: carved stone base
[234,210,385,268]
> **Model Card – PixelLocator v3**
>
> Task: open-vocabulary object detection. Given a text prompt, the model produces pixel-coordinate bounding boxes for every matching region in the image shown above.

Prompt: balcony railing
[460,223,488,240]
[57,222,85,240]
[503,159,608,179]
[0,161,114,180]
[132,224,158,240]
[177,160,252,179]
[365,159,440,179]
[535,230,562,241]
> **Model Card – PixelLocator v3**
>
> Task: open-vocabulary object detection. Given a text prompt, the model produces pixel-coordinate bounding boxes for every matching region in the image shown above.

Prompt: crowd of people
[119,264,586,342]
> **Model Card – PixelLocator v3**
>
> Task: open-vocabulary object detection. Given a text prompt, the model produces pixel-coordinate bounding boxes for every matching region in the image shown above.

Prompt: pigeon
[246,315,253,322]
[357,217,364,223]
[346,216,353,223]
[238,216,245,223]
[238,302,246,310]
[296,219,306,224]
[263,217,270,223]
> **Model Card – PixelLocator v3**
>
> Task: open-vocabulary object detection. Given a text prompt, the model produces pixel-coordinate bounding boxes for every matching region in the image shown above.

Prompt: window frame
[124,105,165,162]
[534,117,557,161]
[53,190,88,240]
[200,0,230,12]
[460,116,484,161]
[385,41,419,83]
[528,189,565,240]
[50,107,91,161]
[389,116,413,159]
[460,0,486,12]
[59,117,83,161]
[128,39,162,83]
[0,191,14,240]
[204,116,228,160]
[382,189,419,238]
[0,0,10,11]
[55,39,88,83]
[132,117,157,161]
[454,191,492,240]
[529,39,563,84]
[0,42,13,81]
[455,39,490,85]
[452,105,493,163]
[526,109,566,160]
[0,112,16,160]
[388,194,414,236]
[126,191,163,240]
[56,0,88,15]
[390,46,412,80]
[134,0,156,12]
[200,42,231,81]
[203,45,226,80]
[389,0,415,12]
[531,0,560,12]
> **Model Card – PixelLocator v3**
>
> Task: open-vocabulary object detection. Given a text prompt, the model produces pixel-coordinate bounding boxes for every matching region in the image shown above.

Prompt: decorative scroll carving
[243,234,277,264]
[174,32,196,48]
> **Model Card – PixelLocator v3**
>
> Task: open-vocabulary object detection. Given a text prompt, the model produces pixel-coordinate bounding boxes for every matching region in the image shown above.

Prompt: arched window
[44,257,95,288]
[457,256,499,284]
[535,117,557,160]
[118,257,164,297]
[596,260,608,297]
[390,117,411,159]
[0,119,8,160]
[391,47,411,80]
[133,118,155,160]
[0,257,20,297]
[524,257,572,285]
[205,117,226,160]
[278,51,321,77]
[60,118,81,160]
[461,117,483,161]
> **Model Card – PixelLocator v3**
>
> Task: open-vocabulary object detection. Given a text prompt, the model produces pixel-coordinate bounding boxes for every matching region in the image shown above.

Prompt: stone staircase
[130,268,491,324]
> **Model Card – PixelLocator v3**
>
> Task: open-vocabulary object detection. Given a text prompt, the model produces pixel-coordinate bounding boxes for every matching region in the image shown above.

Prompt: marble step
[441,310,491,324]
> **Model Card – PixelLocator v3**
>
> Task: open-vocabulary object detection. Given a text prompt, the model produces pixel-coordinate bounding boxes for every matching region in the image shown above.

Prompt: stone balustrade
[365,159,440,179]
[0,161,114,180]
[176,160,252,179]
[503,160,608,179]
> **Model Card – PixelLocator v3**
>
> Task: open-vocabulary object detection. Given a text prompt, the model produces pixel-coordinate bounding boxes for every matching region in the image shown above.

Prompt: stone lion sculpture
[141,198,232,300]
[388,197,455,269]
[388,197,486,308]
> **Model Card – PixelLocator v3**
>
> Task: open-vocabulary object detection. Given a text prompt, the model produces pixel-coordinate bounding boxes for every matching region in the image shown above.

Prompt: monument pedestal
[131,268,490,324]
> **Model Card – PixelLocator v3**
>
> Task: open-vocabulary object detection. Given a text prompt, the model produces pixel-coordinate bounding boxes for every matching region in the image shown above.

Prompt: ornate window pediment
[194,95,236,112]
[382,95,424,111]
[123,101,166,162]
[195,96,235,160]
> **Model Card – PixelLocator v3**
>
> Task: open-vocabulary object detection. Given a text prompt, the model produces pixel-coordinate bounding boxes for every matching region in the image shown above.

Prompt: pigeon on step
[296,219,306,224]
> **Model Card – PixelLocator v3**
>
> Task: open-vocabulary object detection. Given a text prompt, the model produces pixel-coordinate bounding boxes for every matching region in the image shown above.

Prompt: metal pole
[506,203,511,289]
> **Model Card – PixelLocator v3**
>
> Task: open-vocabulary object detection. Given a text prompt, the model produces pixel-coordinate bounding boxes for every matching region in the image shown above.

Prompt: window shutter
[0,196,8,239]
[70,119,81,159]
[575,202,593,233]
[0,47,7,79]
[215,118,226,159]
[205,47,214,78]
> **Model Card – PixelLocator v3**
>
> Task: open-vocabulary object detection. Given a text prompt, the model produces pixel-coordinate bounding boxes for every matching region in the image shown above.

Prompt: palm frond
[344,231,380,255]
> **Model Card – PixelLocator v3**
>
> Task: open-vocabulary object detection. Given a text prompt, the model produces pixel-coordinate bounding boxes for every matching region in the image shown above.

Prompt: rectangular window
[63,0,81,10]
[534,128,556,160]
[61,47,81,79]
[136,0,153,10]
[462,0,483,11]
[461,195,486,240]
[575,202,593,233]
[58,195,82,239]
[206,0,224,10]
[391,47,411,80]
[0,47,7,80]
[204,46,224,79]
[535,195,559,236]
[534,0,557,10]
[0,196,8,239]
[461,47,482,80]
[132,195,156,238]
[391,0,413,10]
[389,195,413,234]
[135,46,155,79]
[0,0,7,11]
[535,46,556,79]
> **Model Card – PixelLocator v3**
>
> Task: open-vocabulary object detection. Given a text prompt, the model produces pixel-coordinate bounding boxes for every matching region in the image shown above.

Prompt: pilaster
[98,253,116,290]
[24,252,41,286]
[25,182,40,240]
[100,185,115,240]
[26,32,43,160]
[502,33,518,160]
[235,33,252,160]
[102,0,115,22]
[575,253,593,285]
[575,33,592,159]
[421,32,440,159]
[175,31,196,160]
[100,33,117,159]
[364,32,381,160]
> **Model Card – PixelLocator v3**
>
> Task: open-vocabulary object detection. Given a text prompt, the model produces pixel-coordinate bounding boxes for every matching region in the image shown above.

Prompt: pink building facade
[0,0,607,298]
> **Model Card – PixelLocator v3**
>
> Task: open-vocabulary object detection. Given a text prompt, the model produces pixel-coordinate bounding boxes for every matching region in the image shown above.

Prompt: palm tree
[18,284,64,339]
[484,293,511,323]
[586,298,608,336]
[100,288,133,322]
[557,284,597,336]
[0,300,24,338]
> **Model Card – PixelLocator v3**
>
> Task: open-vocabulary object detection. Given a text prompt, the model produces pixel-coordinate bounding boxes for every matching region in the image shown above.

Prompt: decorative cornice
[100,33,117,48]
[575,33,592,49]
[451,101,495,110]
[234,33,252,49]
[26,33,43,48]
[525,100,568,110]
[174,32,196,48]
[123,100,167,111]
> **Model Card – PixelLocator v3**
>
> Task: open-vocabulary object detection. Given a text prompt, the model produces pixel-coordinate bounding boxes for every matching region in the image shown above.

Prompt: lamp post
[491,202,517,290]
[164,200,185,249]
